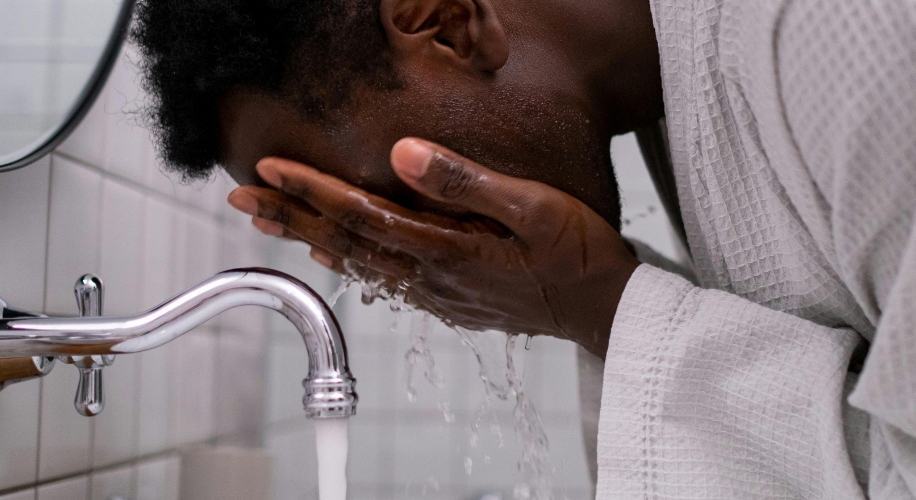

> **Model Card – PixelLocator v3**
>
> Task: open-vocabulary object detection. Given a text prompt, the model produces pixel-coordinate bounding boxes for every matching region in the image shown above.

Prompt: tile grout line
[51,151,233,227]
[85,151,108,500]
[127,194,151,499]
[0,447,183,498]
[33,155,56,500]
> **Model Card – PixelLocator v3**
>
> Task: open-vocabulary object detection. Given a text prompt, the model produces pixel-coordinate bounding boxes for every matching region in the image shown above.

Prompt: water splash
[470,399,505,449]
[341,259,400,306]
[405,313,445,402]
[438,400,457,423]
[506,335,553,500]
[332,268,556,497]
[326,278,352,309]
[421,477,441,495]
[455,328,512,400]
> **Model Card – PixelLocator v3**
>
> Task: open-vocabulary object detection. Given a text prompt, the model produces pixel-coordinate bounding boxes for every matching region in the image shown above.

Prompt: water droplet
[326,278,351,309]
[438,400,456,424]
[422,477,440,494]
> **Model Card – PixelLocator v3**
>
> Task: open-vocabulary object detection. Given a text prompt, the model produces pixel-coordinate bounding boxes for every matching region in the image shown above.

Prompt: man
[133,0,916,498]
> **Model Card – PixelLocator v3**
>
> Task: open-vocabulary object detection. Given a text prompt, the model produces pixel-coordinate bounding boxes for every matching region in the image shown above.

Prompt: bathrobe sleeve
[596,265,867,499]
[596,1,916,499]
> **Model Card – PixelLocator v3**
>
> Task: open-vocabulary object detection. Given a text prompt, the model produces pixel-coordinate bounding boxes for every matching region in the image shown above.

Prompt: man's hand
[227,138,639,358]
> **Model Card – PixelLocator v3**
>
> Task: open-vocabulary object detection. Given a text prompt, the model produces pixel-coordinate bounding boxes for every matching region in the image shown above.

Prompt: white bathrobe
[591,0,916,498]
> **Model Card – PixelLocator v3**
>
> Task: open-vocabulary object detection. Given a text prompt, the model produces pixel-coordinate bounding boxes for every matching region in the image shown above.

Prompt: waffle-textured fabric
[595,0,916,498]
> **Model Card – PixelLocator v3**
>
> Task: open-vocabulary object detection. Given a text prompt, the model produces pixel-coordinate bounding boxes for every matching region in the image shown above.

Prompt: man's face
[219,59,621,225]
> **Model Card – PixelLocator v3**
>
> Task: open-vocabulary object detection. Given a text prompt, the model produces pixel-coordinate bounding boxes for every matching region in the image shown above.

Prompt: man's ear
[380,0,509,73]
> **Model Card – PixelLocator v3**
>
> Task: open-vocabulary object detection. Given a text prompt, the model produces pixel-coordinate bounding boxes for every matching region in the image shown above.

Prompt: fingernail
[256,160,282,187]
[227,190,259,215]
[252,217,284,236]
[311,248,335,269]
[392,139,434,180]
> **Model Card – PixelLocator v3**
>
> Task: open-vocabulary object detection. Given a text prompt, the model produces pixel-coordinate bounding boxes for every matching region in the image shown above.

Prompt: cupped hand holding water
[227,138,640,359]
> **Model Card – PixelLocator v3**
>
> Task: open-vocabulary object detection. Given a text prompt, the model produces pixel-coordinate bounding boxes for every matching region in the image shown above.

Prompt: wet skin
[221,0,662,359]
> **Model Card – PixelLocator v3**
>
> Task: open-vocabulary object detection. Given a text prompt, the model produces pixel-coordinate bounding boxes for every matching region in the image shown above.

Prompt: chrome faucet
[0,268,357,419]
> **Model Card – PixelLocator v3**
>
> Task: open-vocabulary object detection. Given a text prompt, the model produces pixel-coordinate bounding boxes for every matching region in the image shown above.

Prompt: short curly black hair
[132,0,400,181]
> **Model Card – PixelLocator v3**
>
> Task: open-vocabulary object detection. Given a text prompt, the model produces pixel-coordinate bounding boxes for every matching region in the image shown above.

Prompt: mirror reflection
[0,0,123,165]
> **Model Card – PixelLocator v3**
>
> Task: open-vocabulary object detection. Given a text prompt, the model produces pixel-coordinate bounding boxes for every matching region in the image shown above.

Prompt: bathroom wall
[0,46,273,499]
[0,44,679,500]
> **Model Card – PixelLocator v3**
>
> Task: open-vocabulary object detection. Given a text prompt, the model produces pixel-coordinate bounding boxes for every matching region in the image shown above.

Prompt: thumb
[391,138,550,233]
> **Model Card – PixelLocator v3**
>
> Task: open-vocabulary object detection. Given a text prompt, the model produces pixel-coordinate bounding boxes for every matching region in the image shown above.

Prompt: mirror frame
[0,0,137,173]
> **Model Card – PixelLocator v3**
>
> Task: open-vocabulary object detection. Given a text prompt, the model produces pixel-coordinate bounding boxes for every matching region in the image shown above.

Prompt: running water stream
[313,277,354,500]
[315,418,349,500]
[324,265,556,499]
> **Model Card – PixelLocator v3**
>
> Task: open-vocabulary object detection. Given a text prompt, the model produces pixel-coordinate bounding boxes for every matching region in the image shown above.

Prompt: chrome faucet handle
[60,274,114,417]
[67,354,114,416]
[74,274,103,317]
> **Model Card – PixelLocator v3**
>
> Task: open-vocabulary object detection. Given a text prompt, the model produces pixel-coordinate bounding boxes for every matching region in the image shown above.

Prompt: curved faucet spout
[0,268,356,418]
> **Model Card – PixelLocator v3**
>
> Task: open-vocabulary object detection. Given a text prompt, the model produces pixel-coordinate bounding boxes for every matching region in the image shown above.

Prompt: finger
[234,187,414,276]
[251,217,301,241]
[390,138,562,236]
[253,213,416,284]
[254,158,462,256]
[310,246,345,273]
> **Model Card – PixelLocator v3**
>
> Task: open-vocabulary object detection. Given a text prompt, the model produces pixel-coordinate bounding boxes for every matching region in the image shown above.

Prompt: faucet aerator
[304,375,358,419]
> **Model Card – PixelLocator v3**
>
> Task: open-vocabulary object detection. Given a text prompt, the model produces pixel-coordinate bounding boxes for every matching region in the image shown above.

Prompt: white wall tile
[177,214,218,291]
[393,422,457,485]
[135,456,179,500]
[265,426,317,500]
[214,332,264,445]
[174,180,222,218]
[99,179,145,315]
[541,427,591,495]
[36,475,88,500]
[45,155,102,315]
[210,170,238,216]
[91,353,139,467]
[347,419,382,488]
[141,197,176,308]
[136,341,174,456]
[136,200,176,456]
[38,366,91,480]
[266,239,340,300]
[613,132,684,263]
[530,340,580,420]
[89,465,133,500]
[100,53,150,186]
[90,180,143,464]
[0,488,34,500]
[0,156,50,311]
[144,163,180,198]
[0,379,40,491]
[56,80,109,168]
[611,133,656,193]
[264,335,309,426]
[172,330,215,446]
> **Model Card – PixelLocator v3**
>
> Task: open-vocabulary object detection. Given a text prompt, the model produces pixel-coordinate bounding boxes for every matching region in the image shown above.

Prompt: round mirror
[0,0,136,172]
